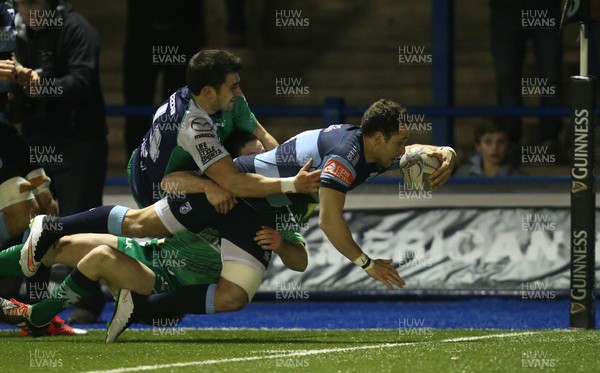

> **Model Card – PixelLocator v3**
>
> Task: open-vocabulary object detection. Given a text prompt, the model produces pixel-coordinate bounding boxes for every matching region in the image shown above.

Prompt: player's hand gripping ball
[399,146,441,191]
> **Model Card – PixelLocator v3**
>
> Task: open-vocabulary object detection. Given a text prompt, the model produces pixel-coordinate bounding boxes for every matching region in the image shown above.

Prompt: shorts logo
[179,202,192,214]
[323,159,354,185]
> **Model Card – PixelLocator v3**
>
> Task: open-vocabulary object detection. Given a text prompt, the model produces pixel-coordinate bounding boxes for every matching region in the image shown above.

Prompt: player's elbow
[292,259,308,272]
[318,215,332,233]
[160,174,177,192]
[285,256,308,272]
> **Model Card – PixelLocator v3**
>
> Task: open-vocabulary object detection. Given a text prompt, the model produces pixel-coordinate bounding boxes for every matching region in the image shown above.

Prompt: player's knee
[122,209,151,237]
[2,198,39,236]
[78,245,116,273]
[215,279,248,312]
[215,288,249,313]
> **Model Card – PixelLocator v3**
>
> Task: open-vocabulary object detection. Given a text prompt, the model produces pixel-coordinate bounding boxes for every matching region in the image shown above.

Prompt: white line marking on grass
[83,331,540,373]
[440,331,538,343]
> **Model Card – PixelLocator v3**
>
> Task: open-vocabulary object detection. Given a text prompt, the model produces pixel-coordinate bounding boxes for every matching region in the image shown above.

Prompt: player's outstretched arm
[255,225,308,272]
[405,144,457,189]
[161,171,237,215]
[318,187,405,289]
[205,157,321,197]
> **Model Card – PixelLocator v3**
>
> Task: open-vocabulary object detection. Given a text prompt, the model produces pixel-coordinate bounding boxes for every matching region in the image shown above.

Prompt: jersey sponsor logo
[179,202,192,214]
[191,118,213,132]
[169,93,176,115]
[195,142,223,165]
[346,143,360,166]
[323,159,355,186]
[194,133,215,140]
[323,124,343,132]
[125,238,133,250]
[150,127,162,162]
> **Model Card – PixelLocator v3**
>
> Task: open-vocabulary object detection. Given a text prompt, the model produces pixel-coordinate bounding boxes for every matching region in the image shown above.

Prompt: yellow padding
[221,261,263,301]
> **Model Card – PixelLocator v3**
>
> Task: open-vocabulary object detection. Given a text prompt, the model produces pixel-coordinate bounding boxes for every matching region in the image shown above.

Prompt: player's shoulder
[320,124,362,164]
[153,86,190,119]
[321,123,359,134]
[321,124,361,145]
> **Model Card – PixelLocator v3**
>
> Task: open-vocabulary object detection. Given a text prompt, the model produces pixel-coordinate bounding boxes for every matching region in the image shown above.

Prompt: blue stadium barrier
[106,103,579,121]
[366,175,574,185]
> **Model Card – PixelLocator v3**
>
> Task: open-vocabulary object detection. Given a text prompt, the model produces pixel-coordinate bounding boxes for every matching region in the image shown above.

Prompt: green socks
[0,244,27,276]
[30,269,97,326]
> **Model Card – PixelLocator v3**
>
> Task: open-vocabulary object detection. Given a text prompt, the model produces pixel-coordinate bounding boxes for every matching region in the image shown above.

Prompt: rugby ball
[399,146,441,191]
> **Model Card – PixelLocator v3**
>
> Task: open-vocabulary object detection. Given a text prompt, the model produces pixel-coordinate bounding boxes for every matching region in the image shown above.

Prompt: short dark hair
[186,50,242,95]
[360,99,407,140]
[223,131,258,158]
[474,118,510,144]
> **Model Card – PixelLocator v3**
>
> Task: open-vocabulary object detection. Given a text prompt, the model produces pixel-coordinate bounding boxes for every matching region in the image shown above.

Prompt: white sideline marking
[83,331,538,373]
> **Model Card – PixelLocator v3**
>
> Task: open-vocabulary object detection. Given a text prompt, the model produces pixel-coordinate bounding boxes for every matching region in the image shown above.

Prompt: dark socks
[131,284,216,318]
[58,205,127,237]
[34,205,129,263]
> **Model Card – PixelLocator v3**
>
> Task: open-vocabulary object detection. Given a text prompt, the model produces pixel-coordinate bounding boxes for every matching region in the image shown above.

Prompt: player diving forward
[18,99,457,340]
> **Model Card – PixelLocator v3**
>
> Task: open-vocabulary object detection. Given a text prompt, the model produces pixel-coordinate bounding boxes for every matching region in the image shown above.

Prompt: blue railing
[105,101,585,187]
[106,103,577,123]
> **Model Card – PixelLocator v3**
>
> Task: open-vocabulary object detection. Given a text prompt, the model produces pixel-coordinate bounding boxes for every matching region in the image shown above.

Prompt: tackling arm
[205,156,320,197]
[253,122,279,151]
[161,171,237,214]
[255,226,308,272]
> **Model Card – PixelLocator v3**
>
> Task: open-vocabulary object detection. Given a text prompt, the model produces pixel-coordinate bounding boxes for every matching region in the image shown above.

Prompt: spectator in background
[11,0,107,324]
[456,119,524,177]
[490,0,563,152]
[123,0,204,159]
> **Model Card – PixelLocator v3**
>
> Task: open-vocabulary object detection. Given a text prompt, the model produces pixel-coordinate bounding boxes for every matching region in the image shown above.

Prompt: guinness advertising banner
[260,208,600,292]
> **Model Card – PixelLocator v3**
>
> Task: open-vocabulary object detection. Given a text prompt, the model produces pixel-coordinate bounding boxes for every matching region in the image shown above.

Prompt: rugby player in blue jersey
[18,99,456,340]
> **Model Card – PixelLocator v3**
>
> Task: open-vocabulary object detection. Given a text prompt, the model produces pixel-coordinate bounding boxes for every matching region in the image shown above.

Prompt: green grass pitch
[2,329,599,372]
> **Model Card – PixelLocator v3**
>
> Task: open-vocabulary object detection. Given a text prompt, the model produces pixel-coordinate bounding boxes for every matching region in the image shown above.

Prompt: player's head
[224,131,265,157]
[361,99,410,168]
[187,50,243,113]
[474,118,509,167]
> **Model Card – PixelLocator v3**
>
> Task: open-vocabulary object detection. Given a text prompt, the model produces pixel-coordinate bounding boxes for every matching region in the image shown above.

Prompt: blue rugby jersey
[234,124,396,210]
